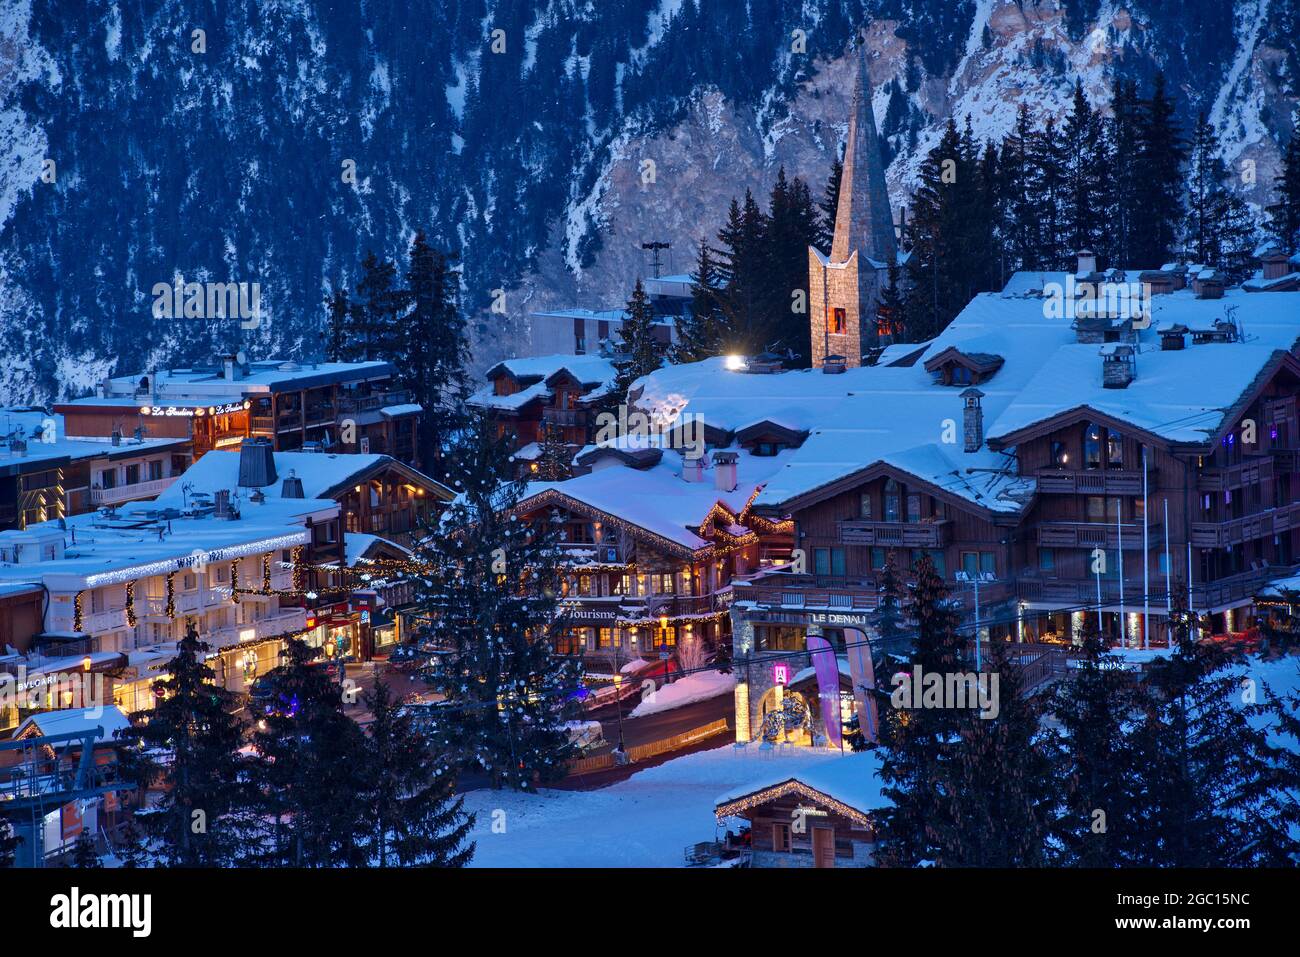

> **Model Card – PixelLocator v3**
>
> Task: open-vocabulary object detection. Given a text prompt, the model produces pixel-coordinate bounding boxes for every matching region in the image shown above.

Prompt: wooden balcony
[1035,468,1148,495]
[1190,502,1300,548]
[91,476,178,506]
[1197,457,1271,493]
[838,518,950,547]
[1037,521,1153,549]
[543,407,586,427]
[1017,564,1296,611]
[1271,447,1300,472]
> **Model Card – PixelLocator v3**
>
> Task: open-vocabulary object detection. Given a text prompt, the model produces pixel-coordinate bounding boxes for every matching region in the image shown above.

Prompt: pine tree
[716,190,771,352]
[324,288,351,362]
[1130,74,1188,268]
[1266,132,1300,252]
[999,105,1044,271]
[1047,633,1140,866]
[871,554,967,866]
[1061,79,1108,260]
[116,817,148,869]
[818,154,844,250]
[928,642,1057,866]
[762,168,820,364]
[671,238,732,363]
[1104,78,1141,267]
[1034,117,1069,269]
[405,231,471,468]
[534,420,572,482]
[70,829,99,868]
[354,251,410,362]
[249,637,370,867]
[119,622,251,867]
[611,279,662,402]
[1185,112,1257,280]
[1127,602,1294,866]
[358,678,475,866]
[1254,664,1300,864]
[412,413,581,791]
[872,553,906,651]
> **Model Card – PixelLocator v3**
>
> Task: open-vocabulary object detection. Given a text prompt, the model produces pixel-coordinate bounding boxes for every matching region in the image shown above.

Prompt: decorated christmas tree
[411,412,582,790]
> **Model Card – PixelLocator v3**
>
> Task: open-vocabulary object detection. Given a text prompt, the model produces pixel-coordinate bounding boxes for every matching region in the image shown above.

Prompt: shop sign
[809,611,871,626]
[773,663,790,686]
[559,600,621,623]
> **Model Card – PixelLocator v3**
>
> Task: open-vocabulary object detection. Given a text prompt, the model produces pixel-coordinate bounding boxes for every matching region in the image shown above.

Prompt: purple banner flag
[806,633,842,749]
[843,627,878,744]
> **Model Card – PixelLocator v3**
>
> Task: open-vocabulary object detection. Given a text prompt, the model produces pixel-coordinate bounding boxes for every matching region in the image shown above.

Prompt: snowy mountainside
[0,0,1297,400]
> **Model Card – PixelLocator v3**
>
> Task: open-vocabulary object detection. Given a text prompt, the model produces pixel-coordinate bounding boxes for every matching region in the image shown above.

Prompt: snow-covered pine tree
[405,231,471,468]
[872,553,906,652]
[412,413,581,791]
[69,830,99,868]
[1046,633,1140,866]
[1266,132,1300,252]
[817,154,843,251]
[611,278,663,403]
[118,621,251,867]
[671,238,731,364]
[1185,113,1257,281]
[1126,601,1295,866]
[358,678,475,866]
[1252,663,1300,865]
[248,637,370,867]
[323,288,351,362]
[1061,79,1109,259]
[871,553,967,866]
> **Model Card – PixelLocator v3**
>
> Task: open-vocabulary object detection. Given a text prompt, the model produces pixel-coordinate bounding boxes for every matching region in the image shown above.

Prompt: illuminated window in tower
[830,307,846,335]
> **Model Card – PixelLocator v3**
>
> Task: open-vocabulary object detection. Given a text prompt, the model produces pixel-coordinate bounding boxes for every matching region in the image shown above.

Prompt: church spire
[830,35,896,267]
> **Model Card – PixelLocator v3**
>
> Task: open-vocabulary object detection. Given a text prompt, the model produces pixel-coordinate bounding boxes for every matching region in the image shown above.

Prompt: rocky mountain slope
[1,0,1296,401]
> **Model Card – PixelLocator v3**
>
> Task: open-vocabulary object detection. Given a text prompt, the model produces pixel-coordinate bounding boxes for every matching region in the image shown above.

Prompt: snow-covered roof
[714,752,887,820]
[471,354,617,412]
[0,408,186,471]
[97,359,396,399]
[148,449,450,505]
[16,705,132,745]
[517,444,792,553]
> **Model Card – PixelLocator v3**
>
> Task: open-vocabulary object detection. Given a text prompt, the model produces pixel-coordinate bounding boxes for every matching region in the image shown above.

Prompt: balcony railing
[542,407,585,427]
[837,518,950,547]
[1037,521,1154,549]
[1017,564,1295,611]
[1035,468,1149,495]
[337,390,414,415]
[91,476,178,506]
[1190,502,1300,548]
[1197,458,1270,493]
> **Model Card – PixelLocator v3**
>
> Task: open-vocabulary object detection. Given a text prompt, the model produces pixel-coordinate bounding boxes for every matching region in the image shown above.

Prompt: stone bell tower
[809,33,897,369]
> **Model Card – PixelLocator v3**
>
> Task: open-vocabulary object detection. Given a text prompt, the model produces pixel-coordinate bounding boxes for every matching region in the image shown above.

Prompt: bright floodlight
[724,354,746,371]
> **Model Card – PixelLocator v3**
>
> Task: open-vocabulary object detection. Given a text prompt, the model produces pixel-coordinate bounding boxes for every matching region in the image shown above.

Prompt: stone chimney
[681,453,705,483]
[713,451,738,492]
[961,388,984,453]
[1076,249,1097,276]
[1101,344,1136,388]
[822,354,847,375]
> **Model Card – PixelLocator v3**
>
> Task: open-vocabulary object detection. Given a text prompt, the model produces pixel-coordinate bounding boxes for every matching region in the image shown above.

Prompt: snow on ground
[630,670,735,718]
[461,743,846,867]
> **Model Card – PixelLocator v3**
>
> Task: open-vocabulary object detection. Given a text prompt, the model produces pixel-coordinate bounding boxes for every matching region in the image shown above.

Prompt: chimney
[1076,249,1097,276]
[110,429,121,447]
[1260,247,1290,281]
[1159,323,1188,351]
[238,436,277,487]
[822,354,847,375]
[214,488,231,519]
[1100,344,1136,388]
[681,453,705,483]
[280,470,305,499]
[961,388,984,453]
[712,451,738,492]
[222,355,236,380]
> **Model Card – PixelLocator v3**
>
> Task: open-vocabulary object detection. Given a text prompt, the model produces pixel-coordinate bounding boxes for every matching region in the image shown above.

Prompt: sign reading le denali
[50,887,152,938]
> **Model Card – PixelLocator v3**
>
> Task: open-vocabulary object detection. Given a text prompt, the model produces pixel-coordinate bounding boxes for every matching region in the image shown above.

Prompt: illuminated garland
[124,580,137,628]
[73,590,84,632]
[230,558,241,604]
[262,554,272,591]
[714,778,872,826]
[165,572,176,618]
[291,546,305,592]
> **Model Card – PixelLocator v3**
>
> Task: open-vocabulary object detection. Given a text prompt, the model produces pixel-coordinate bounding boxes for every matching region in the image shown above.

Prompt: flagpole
[1118,507,1125,645]
[1142,446,1150,650]
[1164,498,1172,646]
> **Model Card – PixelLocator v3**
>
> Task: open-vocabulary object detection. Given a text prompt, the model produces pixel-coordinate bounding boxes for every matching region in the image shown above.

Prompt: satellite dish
[236,350,248,365]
